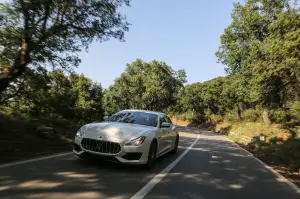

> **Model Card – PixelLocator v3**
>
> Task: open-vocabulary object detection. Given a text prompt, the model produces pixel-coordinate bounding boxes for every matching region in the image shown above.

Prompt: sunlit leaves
[103,59,186,115]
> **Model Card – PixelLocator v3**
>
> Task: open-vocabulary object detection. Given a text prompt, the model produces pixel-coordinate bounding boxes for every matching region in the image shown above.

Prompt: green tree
[246,3,300,124]
[251,10,300,105]
[7,68,104,123]
[216,0,298,124]
[7,67,51,117]
[70,73,104,122]
[199,77,226,115]
[221,74,260,120]
[104,59,186,115]
[46,70,76,119]
[176,83,203,114]
[216,0,288,74]
[0,0,130,95]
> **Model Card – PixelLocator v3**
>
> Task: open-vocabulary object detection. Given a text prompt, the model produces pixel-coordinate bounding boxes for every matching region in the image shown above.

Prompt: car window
[106,111,158,127]
[159,116,166,127]
[165,116,172,124]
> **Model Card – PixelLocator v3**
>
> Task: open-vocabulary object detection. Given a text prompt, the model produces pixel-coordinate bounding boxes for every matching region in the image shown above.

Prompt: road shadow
[238,129,300,186]
[0,133,195,199]
[145,132,300,199]
[0,128,299,199]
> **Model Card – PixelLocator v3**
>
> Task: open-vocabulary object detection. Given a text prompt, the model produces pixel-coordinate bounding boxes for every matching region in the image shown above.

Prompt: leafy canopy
[0,0,130,95]
[104,59,187,115]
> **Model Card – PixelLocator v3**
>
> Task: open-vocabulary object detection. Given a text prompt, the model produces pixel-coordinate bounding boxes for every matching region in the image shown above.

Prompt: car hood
[82,122,155,143]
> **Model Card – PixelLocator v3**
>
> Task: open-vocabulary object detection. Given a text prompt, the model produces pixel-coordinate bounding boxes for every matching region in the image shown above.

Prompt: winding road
[0,128,299,199]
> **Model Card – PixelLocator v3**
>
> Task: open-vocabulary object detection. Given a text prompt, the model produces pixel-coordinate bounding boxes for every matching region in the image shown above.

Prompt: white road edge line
[0,152,73,169]
[130,133,200,199]
[224,136,300,195]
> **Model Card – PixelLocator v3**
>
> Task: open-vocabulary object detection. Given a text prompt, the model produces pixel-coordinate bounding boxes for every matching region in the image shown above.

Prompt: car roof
[120,109,164,116]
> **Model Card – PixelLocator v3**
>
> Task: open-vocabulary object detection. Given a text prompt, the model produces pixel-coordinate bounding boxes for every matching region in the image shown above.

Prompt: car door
[157,116,169,155]
[163,115,175,149]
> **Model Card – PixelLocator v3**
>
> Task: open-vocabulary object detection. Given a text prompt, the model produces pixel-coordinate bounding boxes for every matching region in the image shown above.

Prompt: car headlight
[125,136,146,146]
[76,125,88,139]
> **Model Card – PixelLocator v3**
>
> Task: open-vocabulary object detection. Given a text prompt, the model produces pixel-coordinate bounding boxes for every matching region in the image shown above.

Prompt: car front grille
[81,138,121,154]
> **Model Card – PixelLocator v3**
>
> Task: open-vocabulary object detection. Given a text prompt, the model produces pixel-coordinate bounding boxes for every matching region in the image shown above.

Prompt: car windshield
[105,111,158,127]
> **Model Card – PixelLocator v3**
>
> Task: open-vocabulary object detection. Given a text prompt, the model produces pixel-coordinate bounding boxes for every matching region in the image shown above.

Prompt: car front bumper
[73,137,149,165]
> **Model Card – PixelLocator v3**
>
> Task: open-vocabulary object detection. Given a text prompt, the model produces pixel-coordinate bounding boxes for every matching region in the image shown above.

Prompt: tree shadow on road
[0,128,299,199]
[236,129,300,187]
[146,133,300,199]
[0,134,193,199]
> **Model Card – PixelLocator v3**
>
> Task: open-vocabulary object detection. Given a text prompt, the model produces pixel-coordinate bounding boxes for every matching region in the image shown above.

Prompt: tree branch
[41,1,52,35]
[0,78,25,104]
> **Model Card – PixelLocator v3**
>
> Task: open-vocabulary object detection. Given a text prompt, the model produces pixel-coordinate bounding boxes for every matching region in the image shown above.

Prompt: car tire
[145,141,157,169]
[171,135,179,154]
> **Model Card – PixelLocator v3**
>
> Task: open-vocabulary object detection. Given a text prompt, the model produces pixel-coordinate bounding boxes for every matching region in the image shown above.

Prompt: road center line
[130,133,200,199]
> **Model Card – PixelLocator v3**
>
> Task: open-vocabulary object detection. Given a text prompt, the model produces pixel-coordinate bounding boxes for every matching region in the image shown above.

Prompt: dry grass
[171,116,190,126]
[215,122,295,144]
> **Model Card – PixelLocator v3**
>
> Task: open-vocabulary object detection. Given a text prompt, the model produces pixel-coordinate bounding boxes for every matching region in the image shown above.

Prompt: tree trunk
[0,39,30,96]
[209,105,218,115]
[263,108,271,125]
[237,102,242,120]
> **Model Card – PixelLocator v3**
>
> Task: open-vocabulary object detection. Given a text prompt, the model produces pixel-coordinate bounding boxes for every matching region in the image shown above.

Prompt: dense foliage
[1,0,299,128]
[104,59,187,115]
[174,0,300,126]
[3,69,104,123]
[0,0,130,95]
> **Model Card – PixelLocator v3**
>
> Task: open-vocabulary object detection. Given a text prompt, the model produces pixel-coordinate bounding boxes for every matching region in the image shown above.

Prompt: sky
[76,0,242,88]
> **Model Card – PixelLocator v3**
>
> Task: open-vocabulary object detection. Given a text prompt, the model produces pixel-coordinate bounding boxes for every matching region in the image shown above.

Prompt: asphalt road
[0,128,299,199]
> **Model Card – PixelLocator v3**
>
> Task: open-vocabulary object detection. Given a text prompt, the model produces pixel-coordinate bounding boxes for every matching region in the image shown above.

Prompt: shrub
[177,111,194,122]
[217,125,232,135]
[243,109,262,122]
[36,125,57,139]
[269,109,289,124]
[194,113,207,123]
[274,139,300,171]
[224,111,238,122]
[286,100,300,126]
[288,100,300,119]
[209,114,223,124]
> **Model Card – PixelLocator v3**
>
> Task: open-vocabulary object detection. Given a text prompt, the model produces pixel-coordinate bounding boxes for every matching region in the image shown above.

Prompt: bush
[209,114,223,124]
[274,139,300,171]
[194,113,207,123]
[269,109,289,124]
[177,111,195,122]
[217,125,232,135]
[243,109,262,122]
[287,100,300,126]
[36,125,58,139]
[288,100,300,119]
[224,111,238,122]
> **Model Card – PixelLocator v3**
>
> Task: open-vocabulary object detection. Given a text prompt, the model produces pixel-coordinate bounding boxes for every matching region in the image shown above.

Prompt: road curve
[0,128,299,199]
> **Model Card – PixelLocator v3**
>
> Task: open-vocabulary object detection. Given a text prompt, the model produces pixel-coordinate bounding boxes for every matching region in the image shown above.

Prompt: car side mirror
[161,122,171,128]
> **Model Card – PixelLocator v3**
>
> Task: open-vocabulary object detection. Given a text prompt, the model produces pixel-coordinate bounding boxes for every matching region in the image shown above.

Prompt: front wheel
[171,135,179,154]
[145,141,157,169]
